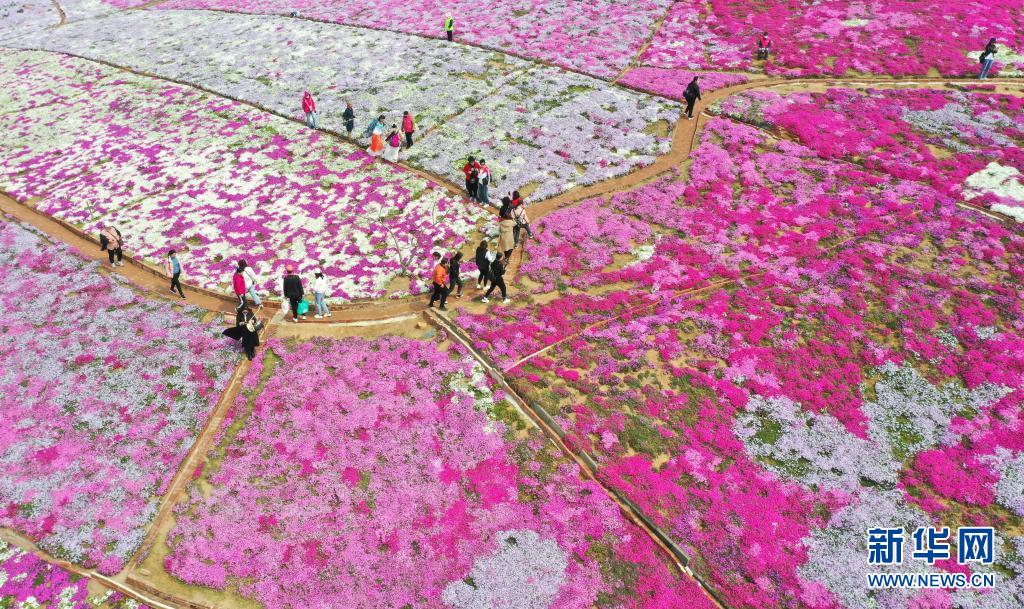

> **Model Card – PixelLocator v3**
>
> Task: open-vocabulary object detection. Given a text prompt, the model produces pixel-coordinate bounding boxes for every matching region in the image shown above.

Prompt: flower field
[0,218,237,574]
[0,539,150,609]
[161,336,714,608]
[0,0,58,36]
[150,0,672,79]
[0,0,1023,608]
[17,10,680,200]
[453,85,1024,608]
[637,0,1024,77]
[711,86,1024,219]
[69,0,1024,79]
[0,49,484,301]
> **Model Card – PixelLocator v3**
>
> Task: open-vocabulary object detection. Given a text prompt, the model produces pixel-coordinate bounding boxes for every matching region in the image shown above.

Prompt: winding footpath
[1,4,1023,608]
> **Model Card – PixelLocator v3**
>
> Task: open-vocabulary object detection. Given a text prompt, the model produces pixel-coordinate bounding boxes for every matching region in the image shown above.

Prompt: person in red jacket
[428,252,450,310]
[232,264,248,309]
[757,32,772,60]
[402,111,416,148]
[302,91,318,129]
[463,156,479,201]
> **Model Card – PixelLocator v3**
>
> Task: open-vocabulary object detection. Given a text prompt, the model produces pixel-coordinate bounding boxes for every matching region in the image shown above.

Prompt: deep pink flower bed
[164,336,715,609]
[0,219,237,573]
[713,86,1024,213]
[640,0,1024,77]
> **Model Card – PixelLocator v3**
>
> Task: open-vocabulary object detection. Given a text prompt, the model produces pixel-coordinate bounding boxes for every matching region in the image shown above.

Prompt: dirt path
[49,0,65,26]
[611,6,672,83]
[127,357,252,572]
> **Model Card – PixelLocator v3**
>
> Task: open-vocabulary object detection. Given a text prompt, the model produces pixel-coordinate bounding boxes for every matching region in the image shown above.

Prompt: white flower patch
[798,490,935,609]
[442,530,568,609]
[14,9,680,201]
[841,18,870,27]
[625,244,656,267]
[735,395,900,492]
[983,448,1024,517]
[964,161,1024,201]
[863,362,1011,459]
[967,47,1024,76]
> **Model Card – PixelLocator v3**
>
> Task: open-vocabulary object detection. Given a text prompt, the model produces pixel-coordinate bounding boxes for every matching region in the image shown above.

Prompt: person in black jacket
[474,240,491,290]
[683,76,701,120]
[481,252,509,304]
[979,38,998,79]
[282,265,304,322]
[236,305,261,360]
[447,251,464,299]
[343,102,356,137]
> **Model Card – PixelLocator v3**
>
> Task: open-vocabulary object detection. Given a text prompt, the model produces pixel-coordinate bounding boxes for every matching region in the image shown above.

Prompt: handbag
[297,299,310,315]
[281,299,290,314]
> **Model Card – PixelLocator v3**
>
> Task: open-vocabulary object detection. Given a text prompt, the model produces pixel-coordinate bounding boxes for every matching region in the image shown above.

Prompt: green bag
[297,299,310,315]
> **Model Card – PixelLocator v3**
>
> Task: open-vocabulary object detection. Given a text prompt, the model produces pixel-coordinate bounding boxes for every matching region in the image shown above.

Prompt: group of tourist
[299,92,417,163]
[362,112,416,162]
[427,241,506,311]
[94,26,1007,364]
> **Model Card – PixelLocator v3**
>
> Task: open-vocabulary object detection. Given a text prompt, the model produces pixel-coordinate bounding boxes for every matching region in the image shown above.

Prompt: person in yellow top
[428,252,450,310]
[445,14,454,42]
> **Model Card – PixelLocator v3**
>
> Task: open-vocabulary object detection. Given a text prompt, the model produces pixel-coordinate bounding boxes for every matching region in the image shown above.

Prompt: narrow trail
[127,357,253,573]
[2,20,1023,606]
[611,5,671,83]
[49,0,66,26]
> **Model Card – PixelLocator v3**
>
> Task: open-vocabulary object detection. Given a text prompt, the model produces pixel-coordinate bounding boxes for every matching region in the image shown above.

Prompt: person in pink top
[232,263,248,309]
[302,91,318,129]
[402,111,416,148]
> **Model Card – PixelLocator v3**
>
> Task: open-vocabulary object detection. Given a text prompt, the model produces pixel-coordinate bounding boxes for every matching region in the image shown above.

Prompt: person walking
[302,91,318,129]
[428,252,449,310]
[238,260,262,308]
[448,251,465,299]
[236,305,261,361]
[444,13,454,42]
[979,38,998,79]
[463,155,479,201]
[481,252,509,303]
[165,250,185,299]
[683,76,701,120]
[512,200,533,246]
[474,240,491,289]
[384,124,402,162]
[101,225,124,267]
[366,113,385,138]
[476,159,492,206]
[343,102,356,138]
[312,269,331,318]
[756,32,772,60]
[283,265,305,322]
[402,111,416,148]
[497,196,516,259]
[232,264,248,309]
[366,115,385,158]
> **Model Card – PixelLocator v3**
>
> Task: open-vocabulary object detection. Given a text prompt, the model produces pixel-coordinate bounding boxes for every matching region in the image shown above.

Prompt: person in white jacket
[238,259,262,308]
[312,269,331,318]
